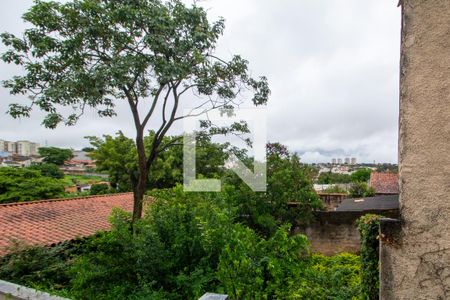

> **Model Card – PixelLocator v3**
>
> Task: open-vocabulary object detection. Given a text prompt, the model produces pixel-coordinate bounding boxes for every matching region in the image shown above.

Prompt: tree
[351,168,372,183]
[2,0,269,222]
[87,131,229,191]
[81,147,95,153]
[317,172,352,184]
[38,147,73,166]
[224,143,322,237]
[0,167,65,203]
[28,163,64,179]
[87,132,137,192]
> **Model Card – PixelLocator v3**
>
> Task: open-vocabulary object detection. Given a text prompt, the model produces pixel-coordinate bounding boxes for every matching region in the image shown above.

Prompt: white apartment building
[0,139,39,156]
[0,140,6,152]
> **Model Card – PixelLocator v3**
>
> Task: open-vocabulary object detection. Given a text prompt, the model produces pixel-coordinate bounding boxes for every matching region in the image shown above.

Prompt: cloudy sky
[0,0,401,163]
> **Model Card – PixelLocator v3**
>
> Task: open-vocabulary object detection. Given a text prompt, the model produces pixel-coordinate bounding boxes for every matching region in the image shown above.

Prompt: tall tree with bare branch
[1,0,270,222]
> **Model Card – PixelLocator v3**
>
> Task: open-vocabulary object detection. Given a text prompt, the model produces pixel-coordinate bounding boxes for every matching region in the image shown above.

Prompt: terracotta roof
[369,172,399,194]
[0,193,133,256]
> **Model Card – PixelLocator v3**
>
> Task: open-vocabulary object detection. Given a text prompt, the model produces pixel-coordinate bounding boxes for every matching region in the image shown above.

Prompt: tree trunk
[132,168,148,222]
[132,132,148,223]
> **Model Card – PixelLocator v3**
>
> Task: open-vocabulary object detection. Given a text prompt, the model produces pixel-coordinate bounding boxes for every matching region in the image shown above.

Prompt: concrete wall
[297,210,398,256]
[0,280,68,300]
[380,1,450,299]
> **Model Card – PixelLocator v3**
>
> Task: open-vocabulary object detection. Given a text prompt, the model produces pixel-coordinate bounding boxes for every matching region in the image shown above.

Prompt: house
[0,193,134,256]
[369,172,399,195]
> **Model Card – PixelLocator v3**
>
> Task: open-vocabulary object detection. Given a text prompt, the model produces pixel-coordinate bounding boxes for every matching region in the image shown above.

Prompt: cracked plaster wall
[380,1,450,299]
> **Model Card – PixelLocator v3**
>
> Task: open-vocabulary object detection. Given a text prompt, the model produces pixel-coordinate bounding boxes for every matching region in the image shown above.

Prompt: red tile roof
[0,193,133,256]
[369,172,399,195]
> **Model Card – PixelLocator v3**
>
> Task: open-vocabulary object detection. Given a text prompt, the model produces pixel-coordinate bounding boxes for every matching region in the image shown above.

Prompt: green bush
[217,224,310,299]
[351,168,372,183]
[357,214,381,300]
[317,172,352,184]
[28,163,64,179]
[0,237,100,297]
[323,185,348,194]
[0,167,65,203]
[293,253,361,299]
[0,187,363,299]
[349,182,375,198]
[89,183,110,195]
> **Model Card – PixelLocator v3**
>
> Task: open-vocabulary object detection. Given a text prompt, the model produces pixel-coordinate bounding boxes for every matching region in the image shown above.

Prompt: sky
[0,0,401,163]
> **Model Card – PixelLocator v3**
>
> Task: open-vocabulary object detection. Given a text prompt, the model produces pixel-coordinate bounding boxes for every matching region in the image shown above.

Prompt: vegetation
[349,182,376,198]
[1,0,269,222]
[62,174,106,186]
[89,183,111,195]
[351,168,372,183]
[376,164,398,173]
[28,163,64,179]
[0,188,361,299]
[357,214,381,300]
[86,132,229,192]
[224,143,322,237]
[0,167,65,203]
[38,147,73,166]
[322,185,348,194]
[317,172,352,184]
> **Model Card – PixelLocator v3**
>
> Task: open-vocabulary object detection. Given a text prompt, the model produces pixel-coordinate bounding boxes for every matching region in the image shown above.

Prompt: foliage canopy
[0,167,65,203]
[38,147,73,166]
[1,0,270,221]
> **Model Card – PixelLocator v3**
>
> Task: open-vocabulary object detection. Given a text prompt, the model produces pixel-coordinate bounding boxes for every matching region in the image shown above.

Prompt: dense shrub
[351,168,372,183]
[89,183,111,195]
[217,224,310,299]
[0,167,65,203]
[0,237,100,297]
[357,214,381,300]
[317,172,352,184]
[0,186,362,299]
[223,151,322,237]
[349,182,375,198]
[28,163,64,179]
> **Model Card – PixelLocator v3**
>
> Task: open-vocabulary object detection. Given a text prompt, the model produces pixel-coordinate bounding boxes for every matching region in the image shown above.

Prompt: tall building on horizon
[0,139,39,156]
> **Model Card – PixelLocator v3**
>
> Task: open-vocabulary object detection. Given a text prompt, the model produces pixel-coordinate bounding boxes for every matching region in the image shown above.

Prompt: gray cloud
[0,0,400,163]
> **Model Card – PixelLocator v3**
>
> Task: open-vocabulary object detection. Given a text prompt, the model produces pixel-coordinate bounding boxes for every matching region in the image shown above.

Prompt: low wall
[0,280,68,300]
[295,210,399,255]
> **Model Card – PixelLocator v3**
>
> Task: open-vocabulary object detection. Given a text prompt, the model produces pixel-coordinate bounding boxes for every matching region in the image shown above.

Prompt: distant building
[6,141,16,153]
[344,157,350,164]
[331,158,337,165]
[337,158,343,164]
[369,172,399,195]
[0,140,6,152]
[0,140,39,156]
[351,157,357,165]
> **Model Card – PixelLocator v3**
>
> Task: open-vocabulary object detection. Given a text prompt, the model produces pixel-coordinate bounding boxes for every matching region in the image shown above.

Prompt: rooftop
[0,193,133,256]
[336,194,399,212]
[369,172,399,194]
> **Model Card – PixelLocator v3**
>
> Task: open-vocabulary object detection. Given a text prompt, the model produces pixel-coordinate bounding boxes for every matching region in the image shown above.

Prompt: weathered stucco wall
[380,1,450,299]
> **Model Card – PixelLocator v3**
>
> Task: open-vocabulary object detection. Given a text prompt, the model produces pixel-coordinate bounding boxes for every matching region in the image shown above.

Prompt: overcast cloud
[0,0,401,163]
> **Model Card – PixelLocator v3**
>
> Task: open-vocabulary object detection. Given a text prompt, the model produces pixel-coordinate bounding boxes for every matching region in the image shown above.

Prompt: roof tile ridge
[0,192,133,208]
